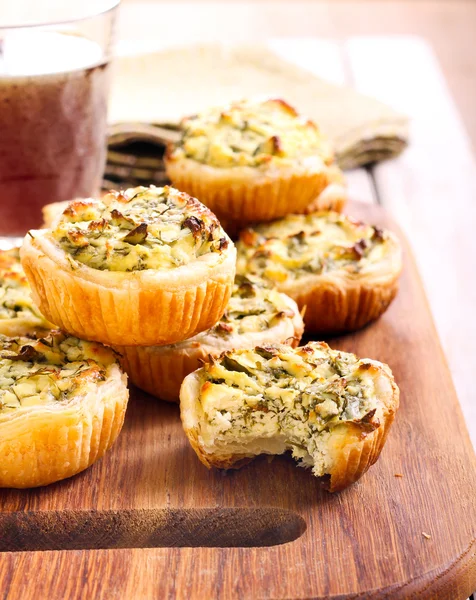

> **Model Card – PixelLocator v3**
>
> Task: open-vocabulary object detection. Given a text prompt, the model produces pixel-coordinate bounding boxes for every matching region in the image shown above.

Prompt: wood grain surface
[0,201,475,599]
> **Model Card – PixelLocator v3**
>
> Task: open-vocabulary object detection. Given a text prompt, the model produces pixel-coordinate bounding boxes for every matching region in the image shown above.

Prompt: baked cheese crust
[169,98,333,169]
[165,99,340,224]
[236,211,402,333]
[51,186,229,272]
[116,275,304,401]
[180,342,399,491]
[0,331,128,488]
[20,186,236,346]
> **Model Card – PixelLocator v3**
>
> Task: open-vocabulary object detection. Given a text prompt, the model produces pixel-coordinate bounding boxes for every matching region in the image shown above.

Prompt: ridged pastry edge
[180,365,399,492]
[20,233,236,346]
[165,156,331,223]
[0,365,128,488]
[42,200,71,229]
[291,272,401,333]
[239,230,402,333]
[115,297,304,402]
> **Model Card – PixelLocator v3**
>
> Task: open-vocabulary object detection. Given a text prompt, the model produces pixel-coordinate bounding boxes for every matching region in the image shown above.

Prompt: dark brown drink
[0,33,111,235]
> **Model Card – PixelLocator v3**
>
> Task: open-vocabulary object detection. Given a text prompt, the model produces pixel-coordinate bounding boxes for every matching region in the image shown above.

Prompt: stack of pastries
[1,98,401,492]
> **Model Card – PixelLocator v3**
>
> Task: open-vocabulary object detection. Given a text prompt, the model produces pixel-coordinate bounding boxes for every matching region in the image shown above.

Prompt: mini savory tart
[0,331,128,488]
[236,211,402,333]
[218,163,349,241]
[116,275,304,402]
[165,98,339,225]
[180,342,399,492]
[0,248,54,337]
[21,186,236,346]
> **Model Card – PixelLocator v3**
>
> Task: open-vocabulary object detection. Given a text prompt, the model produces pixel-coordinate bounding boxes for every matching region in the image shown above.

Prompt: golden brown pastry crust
[212,164,348,241]
[21,190,237,346]
[165,155,332,224]
[236,213,402,334]
[286,273,400,333]
[116,291,303,402]
[0,335,129,488]
[180,349,399,492]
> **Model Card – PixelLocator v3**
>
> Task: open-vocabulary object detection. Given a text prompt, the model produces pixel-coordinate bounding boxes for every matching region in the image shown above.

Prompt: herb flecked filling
[196,343,383,464]
[0,332,116,413]
[171,99,332,168]
[51,186,229,272]
[207,275,296,338]
[236,212,391,283]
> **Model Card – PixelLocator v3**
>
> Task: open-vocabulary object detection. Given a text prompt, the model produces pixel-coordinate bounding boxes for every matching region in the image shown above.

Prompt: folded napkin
[105,44,409,189]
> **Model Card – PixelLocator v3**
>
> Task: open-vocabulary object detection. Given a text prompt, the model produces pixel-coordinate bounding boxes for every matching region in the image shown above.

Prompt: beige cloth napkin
[105,44,409,187]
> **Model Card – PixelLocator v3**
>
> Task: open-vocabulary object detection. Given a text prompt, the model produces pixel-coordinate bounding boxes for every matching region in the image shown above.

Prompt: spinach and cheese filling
[0,332,118,413]
[237,212,393,283]
[0,248,50,327]
[170,98,333,168]
[202,275,297,339]
[194,343,386,473]
[50,186,230,271]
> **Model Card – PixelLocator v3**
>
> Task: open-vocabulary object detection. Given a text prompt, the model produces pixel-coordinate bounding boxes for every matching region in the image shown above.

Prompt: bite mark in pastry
[236,211,402,333]
[115,274,304,402]
[21,185,236,346]
[180,342,399,492]
[0,331,128,488]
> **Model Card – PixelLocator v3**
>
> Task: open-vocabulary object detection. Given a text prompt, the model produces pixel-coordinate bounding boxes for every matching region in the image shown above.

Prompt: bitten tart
[116,275,304,402]
[0,331,128,488]
[0,248,54,337]
[21,186,236,346]
[165,98,344,225]
[180,342,399,492]
[236,211,402,333]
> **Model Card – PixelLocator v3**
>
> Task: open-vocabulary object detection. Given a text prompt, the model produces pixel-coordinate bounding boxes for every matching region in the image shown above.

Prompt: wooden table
[2,3,476,598]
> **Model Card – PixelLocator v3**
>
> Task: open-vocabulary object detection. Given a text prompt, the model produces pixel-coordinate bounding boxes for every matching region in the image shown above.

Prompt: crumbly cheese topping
[0,248,50,326]
[0,332,118,413]
[170,98,333,168]
[159,275,299,351]
[196,342,385,471]
[50,186,230,271]
[236,212,393,283]
[207,275,296,338]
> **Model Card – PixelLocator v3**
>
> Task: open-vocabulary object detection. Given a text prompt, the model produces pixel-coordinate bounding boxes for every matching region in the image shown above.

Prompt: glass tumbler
[0,1,119,236]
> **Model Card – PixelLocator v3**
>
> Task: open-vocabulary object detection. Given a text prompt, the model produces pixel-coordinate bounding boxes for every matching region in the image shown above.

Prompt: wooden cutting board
[0,201,475,600]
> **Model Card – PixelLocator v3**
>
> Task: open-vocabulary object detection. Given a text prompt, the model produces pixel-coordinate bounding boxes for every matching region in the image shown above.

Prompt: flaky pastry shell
[215,164,348,241]
[115,292,303,402]
[21,229,236,346]
[282,265,401,333]
[0,362,128,489]
[237,213,402,334]
[180,348,399,493]
[165,155,332,224]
